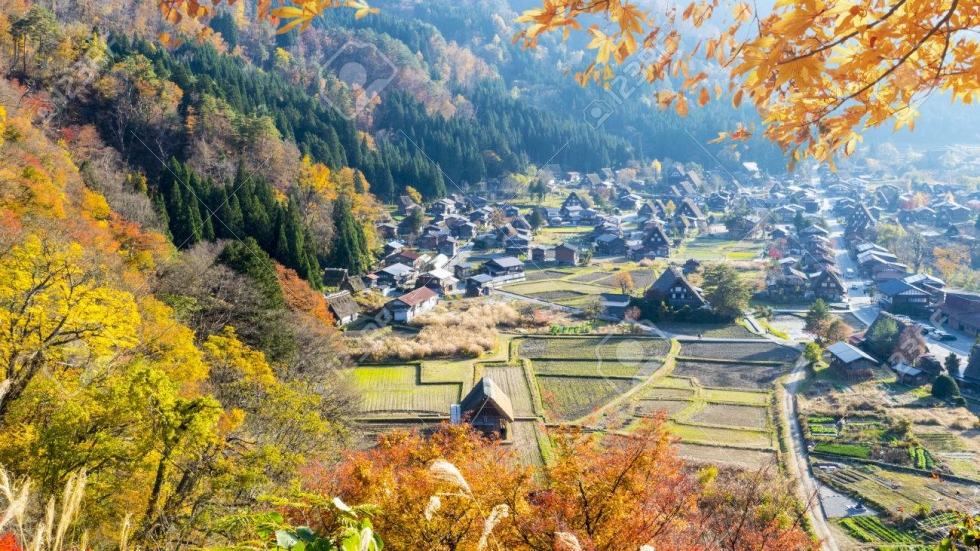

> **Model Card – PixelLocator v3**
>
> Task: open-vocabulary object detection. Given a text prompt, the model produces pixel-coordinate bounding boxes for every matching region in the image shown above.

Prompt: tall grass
[0,467,131,551]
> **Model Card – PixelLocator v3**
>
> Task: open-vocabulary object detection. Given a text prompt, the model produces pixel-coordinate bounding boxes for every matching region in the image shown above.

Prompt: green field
[814,443,871,458]
[531,359,643,378]
[838,516,917,544]
[819,465,980,514]
[702,388,771,406]
[667,422,773,448]
[352,365,462,414]
[518,336,671,361]
[678,237,765,261]
[658,323,761,339]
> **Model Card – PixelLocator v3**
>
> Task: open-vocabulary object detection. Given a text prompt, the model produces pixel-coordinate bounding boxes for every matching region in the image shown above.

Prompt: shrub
[931,374,961,400]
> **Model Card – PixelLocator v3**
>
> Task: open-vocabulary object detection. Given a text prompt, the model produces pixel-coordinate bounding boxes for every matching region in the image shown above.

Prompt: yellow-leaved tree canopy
[169,0,980,168]
[512,0,980,169]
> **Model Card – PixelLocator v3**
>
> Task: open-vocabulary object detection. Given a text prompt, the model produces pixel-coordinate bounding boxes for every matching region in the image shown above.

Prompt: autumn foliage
[294,418,814,550]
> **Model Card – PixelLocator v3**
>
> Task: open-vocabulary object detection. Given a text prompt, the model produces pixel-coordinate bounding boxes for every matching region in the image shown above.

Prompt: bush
[931,374,961,400]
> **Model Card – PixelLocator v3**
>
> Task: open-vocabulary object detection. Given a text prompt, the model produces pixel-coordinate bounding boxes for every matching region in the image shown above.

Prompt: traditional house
[325,291,360,327]
[826,342,878,381]
[562,192,587,210]
[810,269,846,301]
[438,237,458,257]
[595,233,627,255]
[941,292,980,336]
[376,263,415,288]
[644,266,707,309]
[530,246,549,263]
[416,268,459,295]
[383,287,439,323]
[876,279,931,316]
[554,243,579,266]
[397,195,420,216]
[387,249,425,270]
[431,198,457,216]
[483,257,526,279]
[676,197,705,220]
[845,203,876,237]
[642,224,671,257]
[453,377,515,440]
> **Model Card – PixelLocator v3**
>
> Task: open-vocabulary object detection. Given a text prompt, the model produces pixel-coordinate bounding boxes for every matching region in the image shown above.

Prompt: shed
[826,342,878,381]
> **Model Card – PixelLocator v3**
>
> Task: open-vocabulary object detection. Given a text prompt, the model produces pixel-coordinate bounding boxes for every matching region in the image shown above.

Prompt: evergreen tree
[328,194,371,275]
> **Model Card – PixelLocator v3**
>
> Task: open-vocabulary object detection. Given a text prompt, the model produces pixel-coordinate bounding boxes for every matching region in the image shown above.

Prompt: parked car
[939,332,958,342]
[850,284,859,290]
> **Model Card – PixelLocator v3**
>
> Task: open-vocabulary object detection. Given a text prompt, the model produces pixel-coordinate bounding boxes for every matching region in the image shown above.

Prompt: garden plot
[676,443,777,469]
[690,404,768,429]
[702,388,771,406]
[482,366,535,417]
[537,376,635,421]
[530,290,587,301]
[667,422,773,448]
[672,360,789,391]
[569,271,613,283]
[352,365,462,414]
[837,516,918,545]
[819,465,980,514]
[594,268,657,288]
[644,386,696,400]
[510,421,546,467]
[531,360,642,378]
[659,323,761,339]
[634,399,691,418]
[518,336,671,361]
[503,280,609,299]
[523,269,574,282]
[678,341,800,363]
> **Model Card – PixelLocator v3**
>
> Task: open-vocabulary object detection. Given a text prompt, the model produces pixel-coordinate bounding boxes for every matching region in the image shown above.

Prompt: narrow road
[782,357,840,551]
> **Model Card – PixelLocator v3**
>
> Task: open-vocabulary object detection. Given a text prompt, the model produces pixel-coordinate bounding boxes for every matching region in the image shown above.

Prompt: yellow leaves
[586,29,618,65]
[893,106,920,132]
[656,90,675,109]
[204,327,276,390]
[733,2,752,23]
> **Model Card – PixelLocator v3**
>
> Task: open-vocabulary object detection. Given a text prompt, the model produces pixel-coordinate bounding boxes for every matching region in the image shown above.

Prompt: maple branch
[777,0,910,66]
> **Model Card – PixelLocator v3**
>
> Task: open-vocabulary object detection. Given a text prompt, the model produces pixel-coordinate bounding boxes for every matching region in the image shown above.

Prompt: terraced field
[510,421,547,467]
[537,376,635,421]
[672,360,789,391]
[634,399,691,417]
[678,341,800,363]
[352,365,462,414]
[690,404,768,429]
[531,359,642,378]
[482,366,536,417]
[518,336,671,361]
[676,443,777,468]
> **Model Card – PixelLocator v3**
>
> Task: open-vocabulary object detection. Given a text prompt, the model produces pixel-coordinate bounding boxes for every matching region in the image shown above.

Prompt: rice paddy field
[351,365,462,414]
[518,336,671,361]
[537,375,636,421]
[482,366,536,417]
[658,323,761,339]
[817,465,980,514]
[530,359,642,378]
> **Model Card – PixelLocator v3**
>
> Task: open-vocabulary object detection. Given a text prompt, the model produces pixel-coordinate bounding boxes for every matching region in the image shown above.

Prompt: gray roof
[459,377,515,422]
[489,256,524,268]
[826,342,877,364]
[381,263,414,276]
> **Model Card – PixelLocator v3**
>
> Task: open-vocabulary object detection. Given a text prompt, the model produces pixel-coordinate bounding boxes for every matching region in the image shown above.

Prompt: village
[317,154,980,550]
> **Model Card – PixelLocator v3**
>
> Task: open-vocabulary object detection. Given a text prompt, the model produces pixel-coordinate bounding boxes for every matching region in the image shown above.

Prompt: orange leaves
[698,86,711,107]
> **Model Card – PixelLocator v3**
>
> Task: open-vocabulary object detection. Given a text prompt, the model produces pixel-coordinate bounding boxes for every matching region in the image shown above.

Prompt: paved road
[783,358,840,551]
